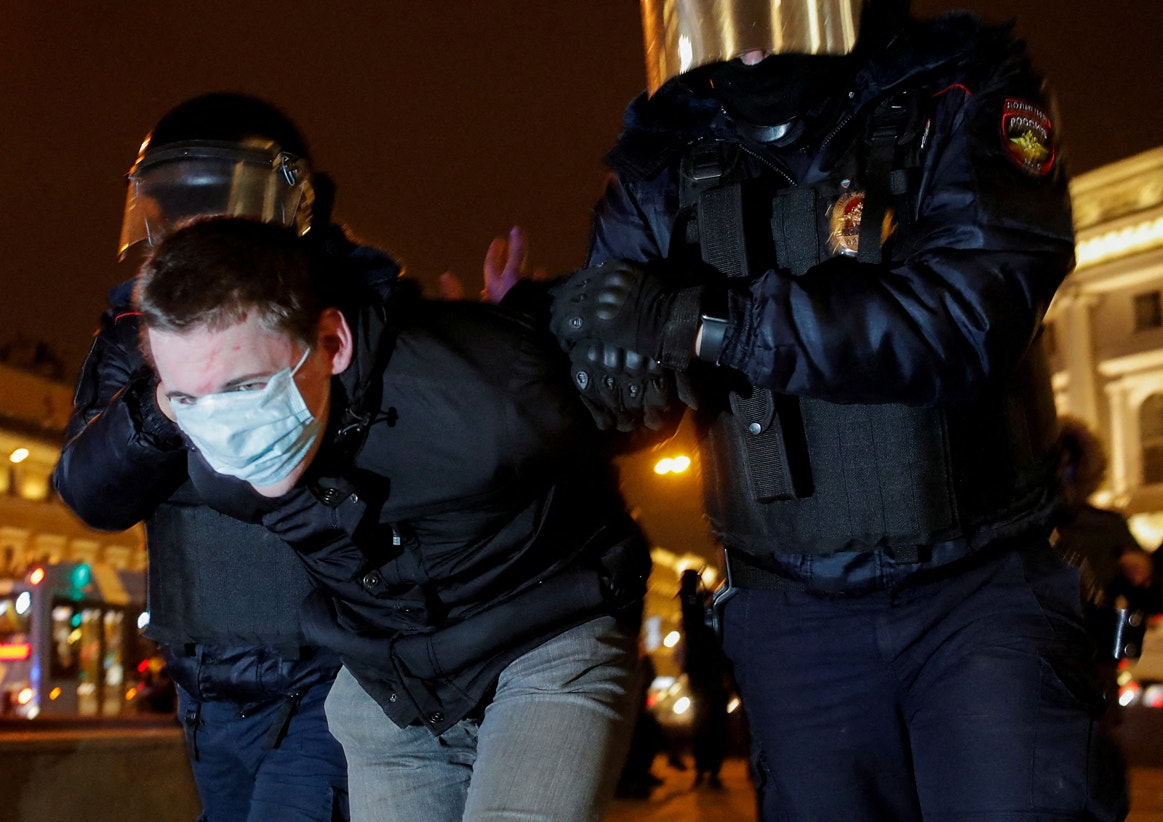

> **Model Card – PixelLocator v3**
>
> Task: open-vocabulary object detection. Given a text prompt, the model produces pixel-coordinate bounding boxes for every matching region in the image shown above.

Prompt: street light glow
[654,455,692,475]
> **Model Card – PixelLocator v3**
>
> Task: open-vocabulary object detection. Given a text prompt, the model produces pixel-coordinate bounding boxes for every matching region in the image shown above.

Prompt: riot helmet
[640,0,909,94]
[118,93,318,259]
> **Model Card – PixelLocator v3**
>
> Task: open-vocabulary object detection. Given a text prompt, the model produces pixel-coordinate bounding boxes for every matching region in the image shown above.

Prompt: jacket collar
[609,11,1011,180]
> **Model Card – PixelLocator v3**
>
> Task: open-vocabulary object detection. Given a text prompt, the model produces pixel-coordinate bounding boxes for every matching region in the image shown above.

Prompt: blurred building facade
[0,360,149,718]
[1048,146,1163,548]
[0,360,144,579]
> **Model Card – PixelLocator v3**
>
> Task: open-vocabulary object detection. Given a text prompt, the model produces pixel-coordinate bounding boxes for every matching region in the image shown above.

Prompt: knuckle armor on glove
[549,260,702,370]
[568,341,677,432]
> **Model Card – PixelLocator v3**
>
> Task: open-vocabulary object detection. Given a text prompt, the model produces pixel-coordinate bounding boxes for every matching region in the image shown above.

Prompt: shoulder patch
[1000,98,1056,177]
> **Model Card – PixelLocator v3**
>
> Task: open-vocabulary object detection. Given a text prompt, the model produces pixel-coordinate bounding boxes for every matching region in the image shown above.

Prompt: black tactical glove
[121,368,186,450]
[568,341,680,431]
[550,260,703,370]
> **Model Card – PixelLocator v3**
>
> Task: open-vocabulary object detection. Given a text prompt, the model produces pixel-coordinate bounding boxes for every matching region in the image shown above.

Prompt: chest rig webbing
[674,95,1058,560]
[680,94,921,274]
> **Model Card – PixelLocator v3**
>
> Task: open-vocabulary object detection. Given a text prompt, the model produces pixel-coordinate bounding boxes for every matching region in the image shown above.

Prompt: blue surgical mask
[172,349,322,487]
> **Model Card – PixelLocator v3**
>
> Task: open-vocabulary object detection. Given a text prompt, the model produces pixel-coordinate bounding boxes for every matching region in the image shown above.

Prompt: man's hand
[437,271,467,300]
[1119,549,1156,589]
[438,226,545,304]
[483,225,545,304]
[549,260,703,369]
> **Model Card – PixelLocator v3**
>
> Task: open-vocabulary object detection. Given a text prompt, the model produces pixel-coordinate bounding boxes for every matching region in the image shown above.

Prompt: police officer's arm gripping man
[54,286,188,529]
[555,12,1073,408]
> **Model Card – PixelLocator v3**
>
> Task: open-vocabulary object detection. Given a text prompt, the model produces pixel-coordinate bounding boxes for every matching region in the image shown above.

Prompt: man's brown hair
[135,217,322,347]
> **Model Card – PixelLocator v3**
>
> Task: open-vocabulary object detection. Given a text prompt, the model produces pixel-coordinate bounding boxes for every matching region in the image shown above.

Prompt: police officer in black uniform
[549,1,1130,818]
[53,93,398,821]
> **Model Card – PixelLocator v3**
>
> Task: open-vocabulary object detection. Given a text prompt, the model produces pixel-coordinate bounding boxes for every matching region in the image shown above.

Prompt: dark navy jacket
[586,13,1072,581]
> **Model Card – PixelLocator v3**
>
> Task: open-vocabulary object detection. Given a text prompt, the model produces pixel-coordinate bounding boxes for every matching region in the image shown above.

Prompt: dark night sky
[3,1,1161,379]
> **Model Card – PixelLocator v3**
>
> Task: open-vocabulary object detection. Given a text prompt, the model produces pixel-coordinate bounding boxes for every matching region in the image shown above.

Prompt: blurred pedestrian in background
[1055,416,1144,608]
[678,569,730,790]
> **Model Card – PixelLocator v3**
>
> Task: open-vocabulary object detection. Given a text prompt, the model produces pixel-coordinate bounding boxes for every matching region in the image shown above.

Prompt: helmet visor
[118,143,311,258]
[641,0,863,93]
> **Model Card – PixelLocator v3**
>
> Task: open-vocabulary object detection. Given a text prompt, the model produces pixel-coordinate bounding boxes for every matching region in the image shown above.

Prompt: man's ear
[317,307,354,374]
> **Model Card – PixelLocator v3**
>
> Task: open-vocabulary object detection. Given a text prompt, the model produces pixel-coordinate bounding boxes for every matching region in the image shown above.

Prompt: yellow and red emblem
[828,190,895,257]
[1001,98,1056,177]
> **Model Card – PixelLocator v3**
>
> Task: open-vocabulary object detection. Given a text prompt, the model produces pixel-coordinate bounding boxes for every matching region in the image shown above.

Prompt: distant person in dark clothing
[1055,416,1143,606]
[1055,416,1149,711]
[616,647,666,798]
[679,569,729,789]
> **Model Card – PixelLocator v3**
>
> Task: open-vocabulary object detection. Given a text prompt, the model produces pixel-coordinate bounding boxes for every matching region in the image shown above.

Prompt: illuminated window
[1141,394,1163,484]
[1134,291,1163,332]
[16,468,50,502]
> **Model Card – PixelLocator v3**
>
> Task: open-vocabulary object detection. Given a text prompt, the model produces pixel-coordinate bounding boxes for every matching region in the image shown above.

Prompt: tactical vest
[676,96,1060,560]
[145,479,316,648]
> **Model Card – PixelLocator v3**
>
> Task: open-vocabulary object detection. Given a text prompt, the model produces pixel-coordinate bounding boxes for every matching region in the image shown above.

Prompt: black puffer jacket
[187,285,649,734]
[53,227,398,703]
[587,13,1072,571]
